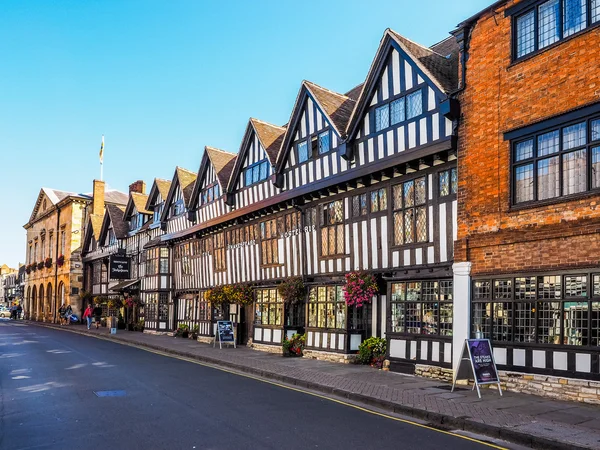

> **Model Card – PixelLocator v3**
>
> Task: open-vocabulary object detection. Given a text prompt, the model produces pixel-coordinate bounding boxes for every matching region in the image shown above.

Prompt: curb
[26,321,591,450]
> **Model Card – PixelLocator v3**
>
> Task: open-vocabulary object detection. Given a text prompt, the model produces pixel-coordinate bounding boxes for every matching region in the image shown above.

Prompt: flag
[99,135,104,164]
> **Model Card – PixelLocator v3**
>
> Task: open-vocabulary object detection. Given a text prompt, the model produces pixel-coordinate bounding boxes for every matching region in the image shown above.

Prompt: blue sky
[0,0,489,267]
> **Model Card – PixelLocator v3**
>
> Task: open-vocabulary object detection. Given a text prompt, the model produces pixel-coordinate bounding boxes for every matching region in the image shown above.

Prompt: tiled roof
[106,204,128,239]
[175,167,197,207]
[104,189,129,206]
[42,188,82,204]
[205,147,237,189]
[154,178,171,200]
[130,192,150,215]
[387,29,458,93]
[345,83,364,102]
[304,80,356,137]
[250,118,286,165]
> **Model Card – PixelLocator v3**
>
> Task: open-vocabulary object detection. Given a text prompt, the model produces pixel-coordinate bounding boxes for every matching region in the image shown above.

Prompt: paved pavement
[0,320,499,450]
[8,319,600,449]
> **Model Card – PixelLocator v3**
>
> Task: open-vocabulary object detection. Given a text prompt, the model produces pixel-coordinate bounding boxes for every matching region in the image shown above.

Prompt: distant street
[0,320,496,450]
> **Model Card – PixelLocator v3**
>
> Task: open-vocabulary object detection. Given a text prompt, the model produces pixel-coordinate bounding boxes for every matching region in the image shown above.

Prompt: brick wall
[456,0,600,274]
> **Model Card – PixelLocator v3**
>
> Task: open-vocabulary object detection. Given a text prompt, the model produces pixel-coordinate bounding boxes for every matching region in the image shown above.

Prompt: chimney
[129,180,146,194]
[92,179,105,217]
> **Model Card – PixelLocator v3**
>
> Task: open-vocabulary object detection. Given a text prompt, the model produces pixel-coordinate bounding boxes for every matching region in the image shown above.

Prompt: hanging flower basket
[123,295,142,308]
[56,255,65,267]
[37,261,44,270]
[26,265,31,274]
[205,284,253,306]
[44,257,53,268]
[277,277,306,304]
[343,271,378,308]
[107,298,124,309]
[31,262,37,272]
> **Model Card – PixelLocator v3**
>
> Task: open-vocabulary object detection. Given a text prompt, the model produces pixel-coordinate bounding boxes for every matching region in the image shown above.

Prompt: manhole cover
[94,390,126,397]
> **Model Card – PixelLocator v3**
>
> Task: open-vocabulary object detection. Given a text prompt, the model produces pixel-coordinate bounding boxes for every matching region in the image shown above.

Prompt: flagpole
[100,135,104,181]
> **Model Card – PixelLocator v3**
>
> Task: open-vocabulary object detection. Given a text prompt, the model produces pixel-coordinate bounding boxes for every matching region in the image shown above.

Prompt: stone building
[0,264,18,307]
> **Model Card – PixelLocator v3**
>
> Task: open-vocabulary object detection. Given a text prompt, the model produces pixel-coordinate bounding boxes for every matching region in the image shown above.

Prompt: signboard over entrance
[451,339,502,398]
[214,320,236,349]
[109,255,130,280]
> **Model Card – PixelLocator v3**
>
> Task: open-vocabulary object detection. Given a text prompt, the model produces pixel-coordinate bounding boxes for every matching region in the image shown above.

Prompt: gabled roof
[226,118,286,193]
[103,190,129,206]
[99,204,128,243]
[346,28,458,140]
[27,187,87,225]
[145,178,172,211]
[160,167,197,222]
[206,147,237,189]
[123,192,150,219]
[275,81,356,172]
[345,83,364,102]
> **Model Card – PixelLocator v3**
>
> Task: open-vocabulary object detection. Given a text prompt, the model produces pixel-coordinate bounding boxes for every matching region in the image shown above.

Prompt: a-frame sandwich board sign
[451,339,503,399]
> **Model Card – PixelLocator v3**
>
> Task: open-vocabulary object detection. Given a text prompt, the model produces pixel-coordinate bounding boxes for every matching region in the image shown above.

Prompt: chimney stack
[129,180,146,194]
[92,180,105,217]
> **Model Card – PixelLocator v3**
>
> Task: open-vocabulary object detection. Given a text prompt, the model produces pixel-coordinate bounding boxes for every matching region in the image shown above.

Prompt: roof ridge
[175,166,197,176]
[388,29,442,57]
[250,117,286,130]
[430,35,455,49]
[205,146,236,156]
[304,80,351,100]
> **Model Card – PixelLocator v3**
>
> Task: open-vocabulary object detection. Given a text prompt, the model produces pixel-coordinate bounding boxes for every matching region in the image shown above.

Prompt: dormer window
[374,89,423,133]
[153,202,163,223]
[201,183,220,205]
[108,229,116,245]
[172,198,185,216]
[297,140,309,163]
[244,160,269,187]
[318,131,330,154]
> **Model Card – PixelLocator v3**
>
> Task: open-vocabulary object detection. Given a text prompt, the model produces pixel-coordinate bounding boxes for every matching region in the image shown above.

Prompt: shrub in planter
[134,319,145,332]
[356,337,387,369]
[56,255,65,267]
[174,324,189,338]
[190,325,199,340]
[277,277,306,304]
[44,257,52,268]
[343,271,378,308]
[282,333,305,357]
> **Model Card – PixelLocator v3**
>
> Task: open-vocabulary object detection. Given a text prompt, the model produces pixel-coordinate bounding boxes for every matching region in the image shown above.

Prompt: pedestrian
[92,303,102,330]
[83,304,93,330]
[10,305,16,320]
[16,304,22,320]
[58,304,66,325]
[64,304,73,325]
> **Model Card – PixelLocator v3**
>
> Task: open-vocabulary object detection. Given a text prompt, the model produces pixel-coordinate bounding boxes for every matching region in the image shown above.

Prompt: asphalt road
[0,319,498,450]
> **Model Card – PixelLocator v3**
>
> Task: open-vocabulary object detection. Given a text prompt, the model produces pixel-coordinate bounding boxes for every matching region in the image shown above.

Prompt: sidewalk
[28,321,600,450]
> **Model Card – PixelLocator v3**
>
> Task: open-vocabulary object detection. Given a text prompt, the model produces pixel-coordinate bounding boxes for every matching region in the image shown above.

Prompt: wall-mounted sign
[109,255,130,280]
[280,225,316,239]
[227,240,256,250]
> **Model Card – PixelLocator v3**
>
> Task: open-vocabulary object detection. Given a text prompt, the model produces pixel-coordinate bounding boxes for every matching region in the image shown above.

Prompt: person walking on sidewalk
[83,304,93,330]
[58,304,66,325]
[92,303,102,329]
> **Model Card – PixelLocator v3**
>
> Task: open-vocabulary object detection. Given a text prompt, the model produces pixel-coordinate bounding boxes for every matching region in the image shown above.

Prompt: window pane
[406,301,421,334]
[563,302,588,346]
[472,302,492,338]
[515,277,536,299]
[592,119,600,142]
[592,147,600,189]
[334,200,343,222]
[515,163,534,203]
[379,189,387,210]
[515,139,534,161]
[537,156,560,200]
[318,131,330,154]
[538,0,560,49]
[422,301,438,335]
[451,168,458,194]
[321,228,328,256]
[298,141,308,163]
[474,280,491,299]
[592,302,600,346]
[360,194,367,215]
[516,11,535,57]
[328,227,335,255]
[537,130,560,156]
[391,97,405,124]
[404,209,414,243]
[259,161,268,180]
[563,0,587,37]
[439,170,450,196]
[565,275,587,297]
[406,90,423,119]
[352,195,360,217]
[494,279,513,299]
[514,302,536,342]
[539,275,562,299]
[563,122,586,149]
[393,184,402,209]
[493,302,513,341]
[253,165,260,183]
[593,0,600,23]
[416,207,427,242]
[391,302,405,332]
[594,274,600,296]
[562,149,587,195]
[371,191,379,212]
[393,212,404,245]
[404,181,414,207]
[336,224,345,254]
[415,177,426,205]
[537,301,561,344]
[375,105,389,131]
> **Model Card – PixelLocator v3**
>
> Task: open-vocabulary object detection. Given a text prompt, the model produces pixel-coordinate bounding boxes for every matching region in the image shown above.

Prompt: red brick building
[452,0,600,395]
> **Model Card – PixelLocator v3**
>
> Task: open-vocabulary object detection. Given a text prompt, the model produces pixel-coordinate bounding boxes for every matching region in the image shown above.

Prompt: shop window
[390,280,453,336]
[254,288,282,326]
[307,286,346,329]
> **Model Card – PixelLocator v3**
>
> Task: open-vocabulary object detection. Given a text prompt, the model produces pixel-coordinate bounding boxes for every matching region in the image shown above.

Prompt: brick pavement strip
[25,321,600,450]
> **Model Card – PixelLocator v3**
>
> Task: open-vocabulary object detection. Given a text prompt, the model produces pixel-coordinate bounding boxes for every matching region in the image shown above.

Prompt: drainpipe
[53,205,61,324]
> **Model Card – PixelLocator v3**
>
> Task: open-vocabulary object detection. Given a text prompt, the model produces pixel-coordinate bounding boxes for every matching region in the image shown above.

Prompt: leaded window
[318,131,330,154]
[515,0,597,59]
[297,140,308,163]
[406,90,423,119]
[390,280,453,336]
[513,116,600,204]
[172,198,185,216]
[201,183,220,205]
[392,177,427,245]
[370,188,387,213]
[213,232,226,272]
[244,160,269,186]
[439,168,458,197]
[319,200,345,257]
[260,218,279,266]
[375,105,390,132]
[254,288,283,326]
[352,193,368,218]
[307,286,346,329]
[373,90,423,133]
[391,97,405,125]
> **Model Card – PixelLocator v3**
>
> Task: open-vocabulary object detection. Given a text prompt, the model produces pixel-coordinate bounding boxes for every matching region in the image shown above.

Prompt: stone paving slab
[24,321,600,450]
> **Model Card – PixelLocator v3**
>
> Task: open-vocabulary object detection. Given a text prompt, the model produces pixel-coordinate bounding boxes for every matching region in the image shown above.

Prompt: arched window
[47,282,53,314]
[32,285,37,317]
[39,284,44,313]
[58,282,65,306]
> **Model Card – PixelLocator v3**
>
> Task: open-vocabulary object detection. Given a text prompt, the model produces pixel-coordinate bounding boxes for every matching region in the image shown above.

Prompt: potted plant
[282,333,305,357]
[135,319,145,332]
[44,257,52,268]
[56,255,65,267]
[277,277,306,304]
[343,271,379,307]
[356,337,387,369]
[174,324,189,338]
[190,325,199,340]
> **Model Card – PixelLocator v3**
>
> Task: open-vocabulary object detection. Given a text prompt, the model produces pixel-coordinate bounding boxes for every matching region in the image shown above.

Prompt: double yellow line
[88,332,506,450]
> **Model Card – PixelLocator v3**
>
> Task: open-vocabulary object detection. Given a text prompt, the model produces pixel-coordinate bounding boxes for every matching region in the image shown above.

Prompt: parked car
[0,306,11,318]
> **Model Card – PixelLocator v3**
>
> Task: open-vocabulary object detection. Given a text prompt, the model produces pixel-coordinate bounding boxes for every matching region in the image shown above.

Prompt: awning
[109,279,140,293]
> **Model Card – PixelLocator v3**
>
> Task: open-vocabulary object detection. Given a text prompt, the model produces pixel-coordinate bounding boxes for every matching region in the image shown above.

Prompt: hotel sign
[109,255,131,280]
